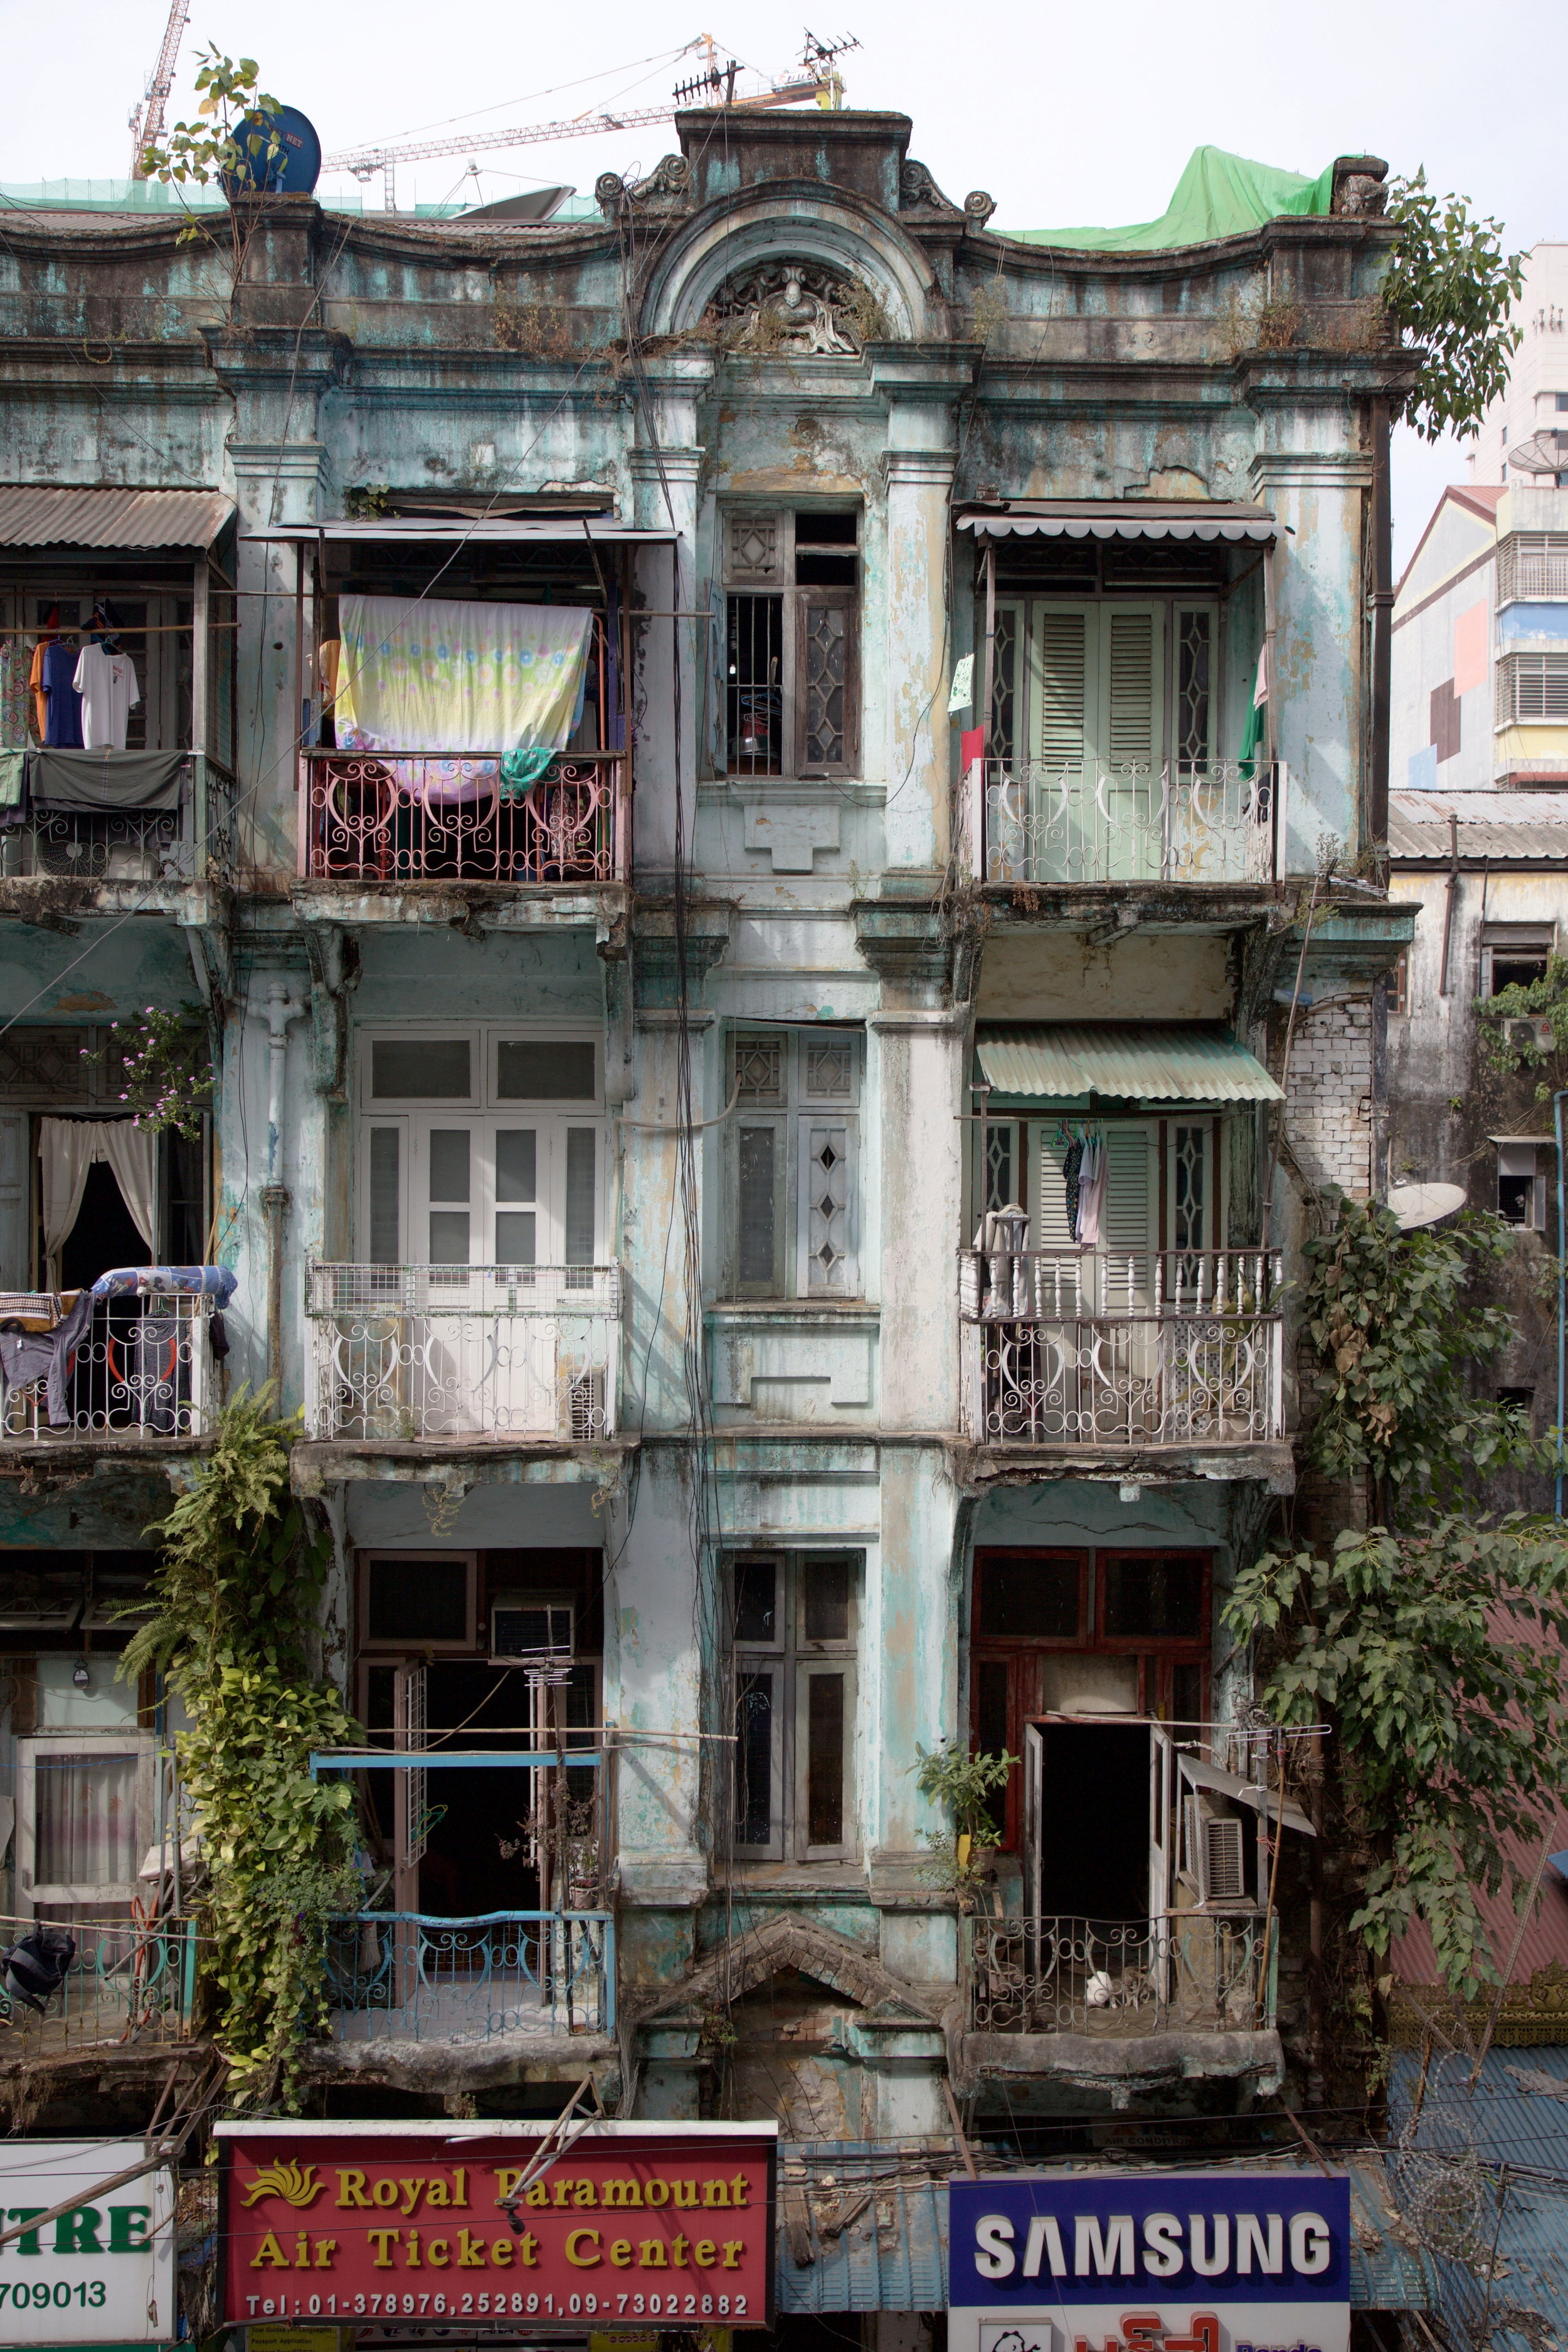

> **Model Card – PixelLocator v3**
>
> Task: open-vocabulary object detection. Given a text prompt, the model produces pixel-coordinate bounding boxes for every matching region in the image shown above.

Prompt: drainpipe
[1369,395,1392,860]
[261,980,306,1399]
[1557,1090,1567,1520]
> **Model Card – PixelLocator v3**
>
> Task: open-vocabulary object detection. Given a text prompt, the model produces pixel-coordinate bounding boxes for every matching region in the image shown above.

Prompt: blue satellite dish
[221,106,322,198]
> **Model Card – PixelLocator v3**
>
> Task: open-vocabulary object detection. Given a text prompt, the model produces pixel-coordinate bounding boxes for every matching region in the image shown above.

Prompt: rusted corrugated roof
[975,1024,1283,1102]
[1389,789,1568,862]
[0,485,233,549]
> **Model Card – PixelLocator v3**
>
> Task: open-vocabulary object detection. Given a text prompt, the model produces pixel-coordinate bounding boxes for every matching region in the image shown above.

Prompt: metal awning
[958,499,1276,543]
[243,519,677,544]
[1180,1752,1315,1836]
[0,485,234,549]
[975,1024,1283,1103]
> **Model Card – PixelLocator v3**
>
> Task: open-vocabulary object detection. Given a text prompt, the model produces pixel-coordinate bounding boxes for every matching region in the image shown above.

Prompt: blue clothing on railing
[0,1266,236,1426]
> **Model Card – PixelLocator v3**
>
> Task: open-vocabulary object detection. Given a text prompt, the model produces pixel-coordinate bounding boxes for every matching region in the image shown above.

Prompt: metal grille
[800,601,847,766]
[803,1039,852,1100]
[1498,532,1568,602]
[990,603,1017,760]
[301,753,623,884]
[985,1121,1015,1212]
[1498,652,1568,724]
[1173,1123,1206,1254]
[325,1910,612,2042]
[1176,608,1212,765]
[970,1913,1269,2035]
[1,1296,217,1439]
[983,758,1276,884]
[726,594,784,773]
[804,1123,850,1291]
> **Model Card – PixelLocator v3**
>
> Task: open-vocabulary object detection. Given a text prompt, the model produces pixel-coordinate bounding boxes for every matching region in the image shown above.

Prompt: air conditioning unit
[1201,1816,1248,1903]
[491,1594,575,1665]
[1505,1017,1555,1054]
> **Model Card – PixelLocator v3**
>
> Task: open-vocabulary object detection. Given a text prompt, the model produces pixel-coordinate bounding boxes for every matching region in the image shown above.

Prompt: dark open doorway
[1034,1720,1148,1923]
[59,1160,150,1291]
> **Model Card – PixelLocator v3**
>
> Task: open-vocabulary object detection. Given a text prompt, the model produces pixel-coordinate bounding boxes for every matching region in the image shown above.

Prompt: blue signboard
[948,2174,1352,2352]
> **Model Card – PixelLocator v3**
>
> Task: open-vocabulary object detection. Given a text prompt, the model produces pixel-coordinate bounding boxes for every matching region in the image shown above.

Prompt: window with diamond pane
[802,1119,853,1294]
[799,596,847,768]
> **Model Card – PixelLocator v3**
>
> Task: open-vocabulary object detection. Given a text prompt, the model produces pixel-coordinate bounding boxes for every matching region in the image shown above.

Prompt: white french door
[362,1116,602,1271]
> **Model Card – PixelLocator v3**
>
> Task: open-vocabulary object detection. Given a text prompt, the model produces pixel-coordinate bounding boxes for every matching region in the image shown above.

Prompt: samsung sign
[949,2175,1351,2352]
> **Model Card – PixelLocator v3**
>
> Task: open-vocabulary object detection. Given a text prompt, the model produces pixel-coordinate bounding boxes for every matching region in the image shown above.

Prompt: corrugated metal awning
[0,485,234,549]
[975,1024,1283,1103]
[1389,788,1568,863]
[958,501,1276,544]
[243,519,677,544]
[777,2150,1432,2313]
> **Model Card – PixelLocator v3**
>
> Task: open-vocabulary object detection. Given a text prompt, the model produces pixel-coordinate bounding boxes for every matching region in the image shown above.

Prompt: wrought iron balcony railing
[0,755,236,884]
[978,760,1279,886]
[325,1910,613,2043]
[969,1912,1273,2038]
[1,1293,220,1440]
[0,1914,197,2050]
[958,1247,1285,1447]
[299,751,627,884]
[304,1262,623,1443]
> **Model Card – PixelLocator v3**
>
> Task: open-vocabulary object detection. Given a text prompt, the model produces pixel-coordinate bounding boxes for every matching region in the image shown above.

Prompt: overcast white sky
[6,0,1559,572]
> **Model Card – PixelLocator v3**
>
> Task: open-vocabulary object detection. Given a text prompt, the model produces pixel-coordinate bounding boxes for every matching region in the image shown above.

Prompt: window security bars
[968,1912,1271,2037]
[300,753,626,884]
[980,760,1278,885]
[1,1296,218,1439]
[0,1915,196,2049]
[1497,533,1568,604]
[1496,654,1568,726]
[304,1261,622,1443]
[324,1910,613,2042]
[958,1248,1285,1446]
[0,756,236,885]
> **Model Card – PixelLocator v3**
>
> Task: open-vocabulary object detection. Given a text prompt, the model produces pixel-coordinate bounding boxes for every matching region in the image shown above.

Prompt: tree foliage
[139,50,281,244]
[1226,1195,1568,1995]
[912,1737,1015,1894]
[1476,951,1568,1104]
[1300,1195,1537,1516]
[1382,171,1525,442]
[1224,1520,1568,1993]
[123,1391,359,2106]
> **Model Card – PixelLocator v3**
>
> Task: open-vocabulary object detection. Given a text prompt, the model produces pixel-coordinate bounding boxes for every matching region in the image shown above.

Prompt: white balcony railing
[304,1262,623,1443]
[1,1293,219,1439]
[980,760,1279,886]
[958,1247,1284,1447]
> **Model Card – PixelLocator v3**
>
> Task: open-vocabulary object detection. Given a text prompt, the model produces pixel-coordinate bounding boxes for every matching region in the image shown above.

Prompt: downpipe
[262,980,307,1399]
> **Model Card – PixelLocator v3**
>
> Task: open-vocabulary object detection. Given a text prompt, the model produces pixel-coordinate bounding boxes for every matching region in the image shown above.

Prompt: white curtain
[34,1751,140,1890]
[39,1119,157,1285]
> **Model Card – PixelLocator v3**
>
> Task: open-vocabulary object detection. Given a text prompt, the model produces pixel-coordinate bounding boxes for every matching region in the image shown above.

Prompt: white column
[880,440,958,876]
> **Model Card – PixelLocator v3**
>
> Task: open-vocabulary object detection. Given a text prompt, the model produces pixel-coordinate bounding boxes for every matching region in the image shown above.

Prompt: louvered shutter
[1035,608,1091,775]
[1100,1126,1155,1308]
[0,1115,28,1290]
[1033,1128,1078,1254]
[1104,607,1161,770]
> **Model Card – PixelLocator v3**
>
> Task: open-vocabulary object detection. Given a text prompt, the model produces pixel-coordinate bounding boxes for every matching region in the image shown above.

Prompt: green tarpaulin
[1005,144,1336,252]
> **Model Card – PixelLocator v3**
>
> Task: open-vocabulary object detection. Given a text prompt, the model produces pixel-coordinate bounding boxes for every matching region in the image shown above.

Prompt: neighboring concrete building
[1470,241,1568,494]
[0,121,1417,2331]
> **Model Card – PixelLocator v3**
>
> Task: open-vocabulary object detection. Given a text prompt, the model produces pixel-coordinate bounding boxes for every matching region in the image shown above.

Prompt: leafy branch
[122,1391,360,2106]
[1382,170,1525,442]
[80,1005,213,1140]
[139,49,282,245]
[911,1737,1014,1897]
[1477,951,1568,1101]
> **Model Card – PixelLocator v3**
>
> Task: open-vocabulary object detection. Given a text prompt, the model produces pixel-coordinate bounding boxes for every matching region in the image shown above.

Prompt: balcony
[969,1911,1273,2038]
[299,752,627,886]
[0,755,236,886]
[1,1290,221,1441]
[978,761,1279,887]
[958,1247,1285,1450]
[304,1262,623,1444]
[324,1910,613,2043]
[0,1914,196,2050]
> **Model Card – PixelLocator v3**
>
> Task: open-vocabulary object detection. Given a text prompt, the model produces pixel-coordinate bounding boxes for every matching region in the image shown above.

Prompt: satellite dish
[1507,430,1568,477]
[221,106,322,198]
[1387,1182,1468,1229]
[464,186,575,223]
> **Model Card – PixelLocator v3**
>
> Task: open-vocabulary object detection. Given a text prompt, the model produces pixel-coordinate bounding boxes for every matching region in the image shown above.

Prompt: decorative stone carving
[1331,156,1389,218]
[595,156,691,218]
[964,190,997,227]
[707,262,865,356]
[899,158,960,212]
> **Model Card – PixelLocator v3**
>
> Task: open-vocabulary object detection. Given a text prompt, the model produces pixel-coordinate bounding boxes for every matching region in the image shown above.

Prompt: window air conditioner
[490,1596,575,1665]
[1201,1816,1247,1903]
[1505,1017,1555,1054]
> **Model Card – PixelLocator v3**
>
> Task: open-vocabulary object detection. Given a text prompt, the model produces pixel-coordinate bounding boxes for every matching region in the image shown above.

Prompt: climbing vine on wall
[1226,1195,1568,1994]
[122,1391,359,2107]
[1477,951,1568,1100]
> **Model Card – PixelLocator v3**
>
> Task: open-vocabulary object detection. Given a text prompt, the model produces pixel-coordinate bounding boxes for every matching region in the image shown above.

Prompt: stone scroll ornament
[706,263,863,356]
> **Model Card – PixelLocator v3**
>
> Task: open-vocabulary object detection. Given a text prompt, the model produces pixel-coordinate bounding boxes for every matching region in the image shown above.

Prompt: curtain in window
[39,1118,157,1279]
[336,596,592,756]
[34,1752,139,1890]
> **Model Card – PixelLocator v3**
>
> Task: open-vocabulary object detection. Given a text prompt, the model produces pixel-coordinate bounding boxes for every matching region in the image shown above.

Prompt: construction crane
[322,31,860,213]
[128,0,192,179]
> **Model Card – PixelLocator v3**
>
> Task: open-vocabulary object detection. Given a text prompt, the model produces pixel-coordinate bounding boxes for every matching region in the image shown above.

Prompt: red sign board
[218,2125,777,2332]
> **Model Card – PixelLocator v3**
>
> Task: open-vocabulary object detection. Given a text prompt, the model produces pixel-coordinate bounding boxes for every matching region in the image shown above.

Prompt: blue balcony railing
[324,1911,613,2043]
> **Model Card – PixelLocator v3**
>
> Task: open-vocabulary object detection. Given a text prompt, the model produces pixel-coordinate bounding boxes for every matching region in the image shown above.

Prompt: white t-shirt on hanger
[72,644,141,751]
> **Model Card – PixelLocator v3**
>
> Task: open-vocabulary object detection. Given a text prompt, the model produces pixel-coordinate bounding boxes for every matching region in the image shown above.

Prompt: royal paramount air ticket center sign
[948,2173,1353,2352]
[217,2122,777,2331]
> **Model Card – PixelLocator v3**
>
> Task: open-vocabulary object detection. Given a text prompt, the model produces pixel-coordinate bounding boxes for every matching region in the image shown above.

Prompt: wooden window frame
[721,508,861,780]
[728,1027,861,1301]
[357,1550,479,1656]
[731,1550,861,1865]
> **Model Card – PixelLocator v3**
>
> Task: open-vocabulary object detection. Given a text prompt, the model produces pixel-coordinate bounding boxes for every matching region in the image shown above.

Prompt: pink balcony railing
[299,750,627,884]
